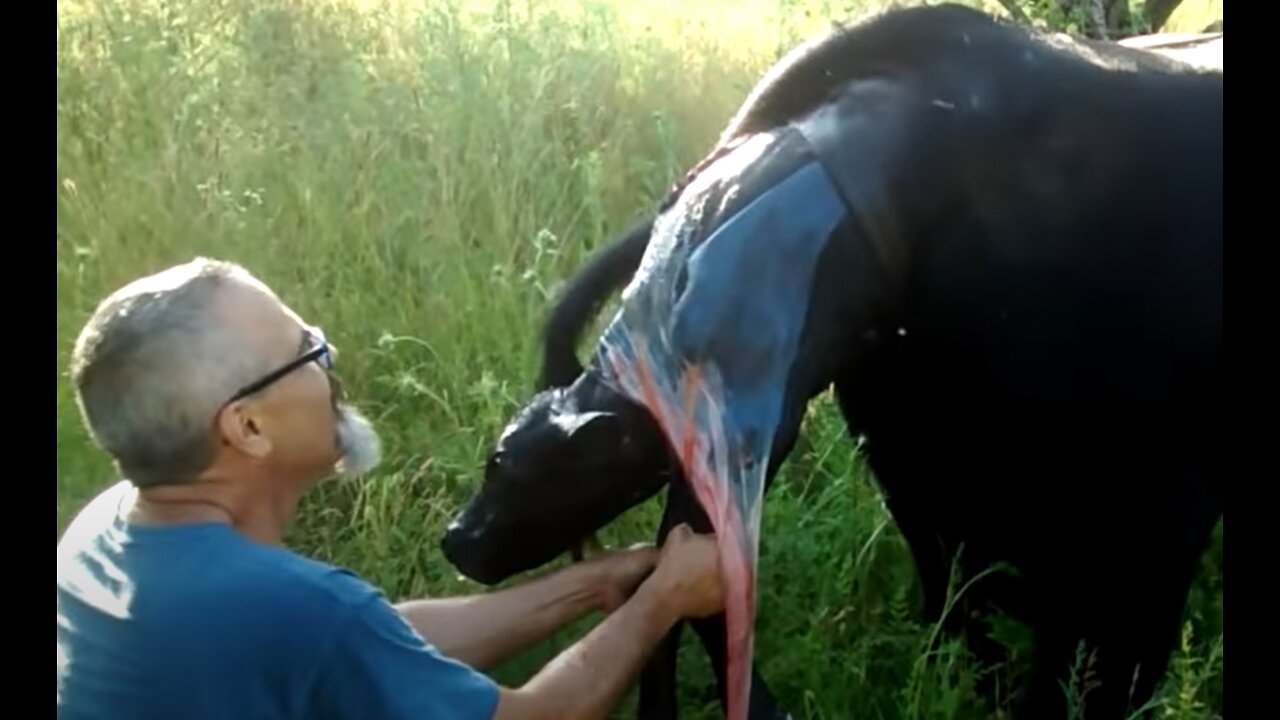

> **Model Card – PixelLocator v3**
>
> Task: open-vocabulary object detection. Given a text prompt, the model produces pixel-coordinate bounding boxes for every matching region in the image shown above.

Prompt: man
[57,257,726,720]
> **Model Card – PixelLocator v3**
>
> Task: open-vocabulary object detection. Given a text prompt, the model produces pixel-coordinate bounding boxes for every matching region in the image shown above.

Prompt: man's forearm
[494,579,681,720]
[394,563,603,671]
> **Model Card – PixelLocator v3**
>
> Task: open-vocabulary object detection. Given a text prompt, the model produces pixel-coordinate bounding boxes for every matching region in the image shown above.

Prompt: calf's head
[441,370,674,585]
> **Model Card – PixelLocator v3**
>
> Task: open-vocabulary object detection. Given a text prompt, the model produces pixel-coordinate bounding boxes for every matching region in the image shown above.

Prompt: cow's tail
[537,215,654,390]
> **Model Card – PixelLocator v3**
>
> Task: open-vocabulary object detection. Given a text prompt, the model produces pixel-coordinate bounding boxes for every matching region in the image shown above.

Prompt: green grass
[56,1,1223,717]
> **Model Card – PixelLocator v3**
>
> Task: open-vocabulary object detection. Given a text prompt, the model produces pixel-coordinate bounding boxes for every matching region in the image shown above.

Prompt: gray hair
[69,257,274,488]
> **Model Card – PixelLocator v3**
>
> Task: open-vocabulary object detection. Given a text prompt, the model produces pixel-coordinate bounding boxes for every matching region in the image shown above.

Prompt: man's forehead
[218,281,305,350]
[280,304,309,333]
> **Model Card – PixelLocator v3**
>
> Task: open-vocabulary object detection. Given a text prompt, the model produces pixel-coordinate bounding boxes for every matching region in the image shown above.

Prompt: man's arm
[309,525,721,720]
[393,546,657,671]
[492,524,724,720]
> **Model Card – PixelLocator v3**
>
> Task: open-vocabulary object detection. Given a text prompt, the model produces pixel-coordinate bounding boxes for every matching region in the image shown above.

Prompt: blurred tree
[990,0,1220,39]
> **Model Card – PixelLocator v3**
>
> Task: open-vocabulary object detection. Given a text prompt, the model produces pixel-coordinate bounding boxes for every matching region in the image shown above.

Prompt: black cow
[441,5,1223,719]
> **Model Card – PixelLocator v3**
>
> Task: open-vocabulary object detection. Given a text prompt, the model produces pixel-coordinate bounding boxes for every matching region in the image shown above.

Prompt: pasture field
[56,1,1223,717]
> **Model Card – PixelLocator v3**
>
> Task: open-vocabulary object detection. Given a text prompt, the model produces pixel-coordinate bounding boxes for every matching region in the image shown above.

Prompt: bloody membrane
[591,124,849,720]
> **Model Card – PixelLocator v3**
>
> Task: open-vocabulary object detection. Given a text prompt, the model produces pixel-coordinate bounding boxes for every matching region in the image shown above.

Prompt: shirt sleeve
[309,592,501,720]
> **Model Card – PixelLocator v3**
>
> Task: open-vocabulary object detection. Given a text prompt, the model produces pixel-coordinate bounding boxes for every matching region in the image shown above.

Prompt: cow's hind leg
[1014,499,1220,720]
[945,538,1030,714]
[832,372,953,627]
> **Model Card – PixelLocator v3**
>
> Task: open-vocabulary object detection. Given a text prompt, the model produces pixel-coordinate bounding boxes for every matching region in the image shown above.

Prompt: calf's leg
[636,477,792,720]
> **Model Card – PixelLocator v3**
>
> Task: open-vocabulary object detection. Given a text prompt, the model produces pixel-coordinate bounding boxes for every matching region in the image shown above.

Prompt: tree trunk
[1144,0,1186,31]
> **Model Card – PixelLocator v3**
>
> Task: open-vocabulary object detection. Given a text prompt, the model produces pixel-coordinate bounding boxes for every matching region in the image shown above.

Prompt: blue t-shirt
[57,482,500,720]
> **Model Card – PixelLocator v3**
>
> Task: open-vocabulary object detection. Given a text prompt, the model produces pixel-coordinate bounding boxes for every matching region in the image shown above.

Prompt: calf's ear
[555,411,624,456]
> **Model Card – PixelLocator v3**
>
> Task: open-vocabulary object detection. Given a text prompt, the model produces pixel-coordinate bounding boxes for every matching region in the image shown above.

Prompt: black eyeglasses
[227,325,335,404]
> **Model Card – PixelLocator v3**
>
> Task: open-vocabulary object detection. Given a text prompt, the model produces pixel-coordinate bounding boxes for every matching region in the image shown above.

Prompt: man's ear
[216,401,273,459]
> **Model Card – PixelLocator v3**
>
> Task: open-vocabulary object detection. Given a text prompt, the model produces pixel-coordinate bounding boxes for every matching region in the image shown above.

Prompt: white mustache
[334,403,382,477]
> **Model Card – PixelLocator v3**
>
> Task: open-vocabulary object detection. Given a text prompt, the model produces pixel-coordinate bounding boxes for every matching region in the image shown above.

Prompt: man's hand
[393,545,657,671]
[493,524,725,720]
[647,524,725,619]
[579,544,660,613]
[573,525,724,616]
